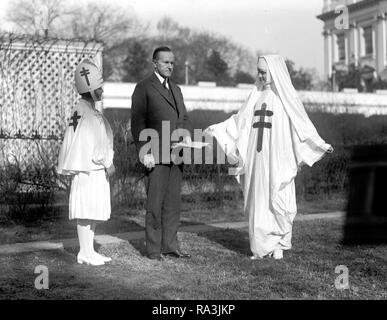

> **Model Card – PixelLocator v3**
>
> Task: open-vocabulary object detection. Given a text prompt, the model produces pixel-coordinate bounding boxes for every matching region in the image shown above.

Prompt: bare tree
[156,17,191,42]
[62,1,147,46]
[6,0,65,35]
[151,18,257,84]
[6,0,147,44]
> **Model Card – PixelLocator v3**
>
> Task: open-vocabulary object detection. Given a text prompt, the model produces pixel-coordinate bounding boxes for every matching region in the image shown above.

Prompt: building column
[375,13,386,73]
[358,25,364,58]
[331,32,338,67]
[372,23,377,60]
[348,22,359,65]
[345,32,349,65]
[323,29,333,79]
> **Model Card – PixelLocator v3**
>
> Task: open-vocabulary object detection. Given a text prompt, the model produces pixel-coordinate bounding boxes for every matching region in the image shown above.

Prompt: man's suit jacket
[131,73,193,164]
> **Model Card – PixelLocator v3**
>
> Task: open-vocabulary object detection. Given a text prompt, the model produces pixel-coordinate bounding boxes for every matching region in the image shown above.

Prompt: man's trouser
[144,163,183,255]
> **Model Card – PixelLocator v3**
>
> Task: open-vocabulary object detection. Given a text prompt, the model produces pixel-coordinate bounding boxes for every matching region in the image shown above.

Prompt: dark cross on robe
[69,111,82,132]
[80,67,91,86]
[252,102,273,152]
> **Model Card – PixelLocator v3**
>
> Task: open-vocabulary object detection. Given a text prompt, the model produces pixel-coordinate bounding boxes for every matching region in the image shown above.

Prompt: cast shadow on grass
[196,227,251,257]
[126,223,252,258]
[128,238,147,256]
[61,220,146,256]
[63,219,228,259]
[0,250,155,299]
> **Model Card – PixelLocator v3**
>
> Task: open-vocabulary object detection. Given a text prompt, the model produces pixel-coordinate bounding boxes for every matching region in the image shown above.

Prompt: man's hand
[106,164,116,177]
[143,153,155,170]
[171,135,192,149]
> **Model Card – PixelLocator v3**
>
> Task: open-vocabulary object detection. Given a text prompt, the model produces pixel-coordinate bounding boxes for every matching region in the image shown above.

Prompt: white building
[317,0,387,89]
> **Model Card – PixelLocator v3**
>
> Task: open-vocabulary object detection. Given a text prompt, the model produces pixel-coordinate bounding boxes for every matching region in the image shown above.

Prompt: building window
[337,33,346,61]
[363,26,373,56]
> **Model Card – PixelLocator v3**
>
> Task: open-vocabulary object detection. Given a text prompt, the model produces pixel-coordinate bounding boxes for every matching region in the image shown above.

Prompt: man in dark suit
[131,46,193,260]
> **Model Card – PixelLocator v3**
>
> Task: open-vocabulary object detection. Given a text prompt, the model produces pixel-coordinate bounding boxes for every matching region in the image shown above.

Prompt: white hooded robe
[206,55,332,257]
[57,99,114,221]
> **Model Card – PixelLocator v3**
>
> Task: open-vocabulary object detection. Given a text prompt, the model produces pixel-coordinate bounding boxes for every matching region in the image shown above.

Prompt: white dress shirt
[154,71,169,89]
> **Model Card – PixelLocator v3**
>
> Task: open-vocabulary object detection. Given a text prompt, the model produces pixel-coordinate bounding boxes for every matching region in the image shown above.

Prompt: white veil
[206,54,332,176]
[262,54,332,167]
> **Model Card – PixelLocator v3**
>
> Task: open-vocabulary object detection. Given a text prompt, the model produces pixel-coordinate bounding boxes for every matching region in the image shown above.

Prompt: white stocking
[89,220,97,257]
[90,221,111,261]
[77,220,91,257]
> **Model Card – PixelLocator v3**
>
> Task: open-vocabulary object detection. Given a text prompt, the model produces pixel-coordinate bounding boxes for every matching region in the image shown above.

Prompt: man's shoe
[148,253,165,261]
[164,250,191,258]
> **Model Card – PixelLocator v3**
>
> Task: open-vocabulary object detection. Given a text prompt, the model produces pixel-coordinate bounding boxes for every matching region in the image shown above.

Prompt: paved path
[0,211,345,255]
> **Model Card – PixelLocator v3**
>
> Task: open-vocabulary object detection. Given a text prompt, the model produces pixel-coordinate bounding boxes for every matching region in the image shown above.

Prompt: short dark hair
[152,46,172,60]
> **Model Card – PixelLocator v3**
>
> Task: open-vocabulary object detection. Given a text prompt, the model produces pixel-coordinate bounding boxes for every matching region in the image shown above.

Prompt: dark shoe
[148,253,165,261]
[163,250,191,258]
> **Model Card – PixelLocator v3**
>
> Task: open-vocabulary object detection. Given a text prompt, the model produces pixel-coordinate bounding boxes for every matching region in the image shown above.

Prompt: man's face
[153,51,174,78]
[257,58,271,86]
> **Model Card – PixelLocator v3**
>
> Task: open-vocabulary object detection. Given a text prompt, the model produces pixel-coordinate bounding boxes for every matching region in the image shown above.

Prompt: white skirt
[69,170,111,221]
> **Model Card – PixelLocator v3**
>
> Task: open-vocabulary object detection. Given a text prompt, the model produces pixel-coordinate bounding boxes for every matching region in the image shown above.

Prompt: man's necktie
[163,78,168,90]
[163,77,177,113]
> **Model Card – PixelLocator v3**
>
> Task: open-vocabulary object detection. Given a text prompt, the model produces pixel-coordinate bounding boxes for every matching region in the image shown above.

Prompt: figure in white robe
[205,55,333,259]
[57,98,114,221]
[57,58,115,266]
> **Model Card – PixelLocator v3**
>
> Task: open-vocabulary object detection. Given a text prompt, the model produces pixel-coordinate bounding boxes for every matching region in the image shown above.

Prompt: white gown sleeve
[92,115,114,168]
[206,114,240,163]
[205,86,260,171]
[264,55,332,168]
[270,92,331,168]
[57,116,96,175]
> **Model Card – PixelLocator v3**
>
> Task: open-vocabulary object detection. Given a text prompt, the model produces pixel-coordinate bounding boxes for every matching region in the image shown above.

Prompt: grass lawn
[0,218,386,300]
[0,194,346,245]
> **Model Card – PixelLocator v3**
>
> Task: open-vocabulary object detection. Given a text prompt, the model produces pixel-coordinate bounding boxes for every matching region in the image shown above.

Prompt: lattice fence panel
[0,35,103,168]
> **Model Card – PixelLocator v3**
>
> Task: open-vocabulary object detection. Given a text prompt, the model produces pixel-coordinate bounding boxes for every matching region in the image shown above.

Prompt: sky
[125,0,326,75]
[0,0,326,75]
